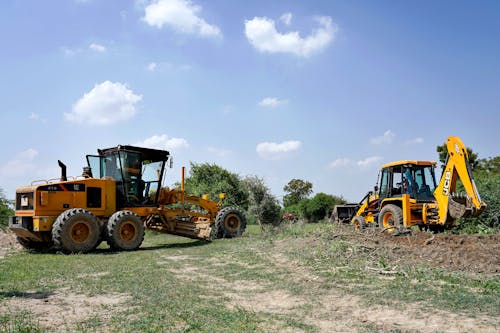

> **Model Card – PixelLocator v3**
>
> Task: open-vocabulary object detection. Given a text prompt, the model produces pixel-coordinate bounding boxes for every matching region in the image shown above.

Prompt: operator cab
[378,160,437,202]
[86,145,169,208]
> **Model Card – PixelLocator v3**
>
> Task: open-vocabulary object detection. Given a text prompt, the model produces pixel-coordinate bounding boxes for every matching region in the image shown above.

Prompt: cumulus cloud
[0,149,38,178]
[370,130,395,145]
[244,14,336,57]
[135,134,189,151]
[89,43,106,53]
[405,137,424,145]
[65,81,142,126]
[142,0,222,39]
[280,12,292,26]
[258,97,288,108]
[357,156,383,169]
[328,158,353,169]
[256,140,302,160]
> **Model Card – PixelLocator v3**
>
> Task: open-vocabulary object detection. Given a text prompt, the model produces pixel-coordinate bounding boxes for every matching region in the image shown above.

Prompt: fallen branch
[365,266,408,277]
[424,235,435,245]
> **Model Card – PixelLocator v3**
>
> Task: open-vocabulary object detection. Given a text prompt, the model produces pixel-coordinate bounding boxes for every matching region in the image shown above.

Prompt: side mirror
[374,185,379,192]
[169,158,173,169]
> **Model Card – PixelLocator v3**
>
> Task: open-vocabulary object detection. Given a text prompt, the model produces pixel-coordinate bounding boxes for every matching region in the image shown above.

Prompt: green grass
[0,224,498,332]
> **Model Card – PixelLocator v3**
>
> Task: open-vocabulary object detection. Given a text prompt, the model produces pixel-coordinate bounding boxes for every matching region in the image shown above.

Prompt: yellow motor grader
[332,136,486,232]
[9,145,246,253]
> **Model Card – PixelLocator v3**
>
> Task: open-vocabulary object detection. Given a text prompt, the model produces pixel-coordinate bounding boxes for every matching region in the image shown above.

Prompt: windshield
[403,165,436,201]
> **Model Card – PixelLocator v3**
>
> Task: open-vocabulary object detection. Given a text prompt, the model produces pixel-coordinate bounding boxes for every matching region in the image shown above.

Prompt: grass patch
[0,224,498,332]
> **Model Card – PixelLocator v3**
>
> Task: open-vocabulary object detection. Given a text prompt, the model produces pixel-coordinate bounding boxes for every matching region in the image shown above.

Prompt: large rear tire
[213,207,246,239]
[106,211,144,251]
[52,208,101,253]
[378,204,403,234]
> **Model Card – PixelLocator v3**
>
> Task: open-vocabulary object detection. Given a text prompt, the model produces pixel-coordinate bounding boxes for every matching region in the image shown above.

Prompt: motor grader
[8,145,246,253]
[332,136,486,232]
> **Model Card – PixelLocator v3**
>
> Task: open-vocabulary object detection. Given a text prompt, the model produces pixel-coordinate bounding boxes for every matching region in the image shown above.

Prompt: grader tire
[52,208,101,253]
[16,236,53,252]
[214,207,246,239]
[378,204,403,234]
[352,216,367,231]
[106,211,144,251]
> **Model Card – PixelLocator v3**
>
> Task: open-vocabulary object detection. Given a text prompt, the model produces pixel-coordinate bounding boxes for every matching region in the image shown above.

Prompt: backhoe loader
[9,145,246,253]
[332,136,486,232]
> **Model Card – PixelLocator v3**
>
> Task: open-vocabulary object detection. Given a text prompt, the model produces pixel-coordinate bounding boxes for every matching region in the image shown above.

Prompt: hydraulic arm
[434,136,487,222]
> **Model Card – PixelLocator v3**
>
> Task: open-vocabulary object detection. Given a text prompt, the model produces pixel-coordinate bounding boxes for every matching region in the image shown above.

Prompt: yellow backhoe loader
[332,136,486,232]
[9,145,246,253]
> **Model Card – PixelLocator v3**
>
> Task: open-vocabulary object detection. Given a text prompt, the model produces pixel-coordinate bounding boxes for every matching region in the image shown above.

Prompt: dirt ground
[1,226,499,332]
[0,229,21,259]
[330,224,500,274]
[2,226,499,274]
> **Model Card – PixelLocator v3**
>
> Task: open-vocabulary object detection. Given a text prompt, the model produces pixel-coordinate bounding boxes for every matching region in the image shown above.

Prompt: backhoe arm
[434,136,486,223]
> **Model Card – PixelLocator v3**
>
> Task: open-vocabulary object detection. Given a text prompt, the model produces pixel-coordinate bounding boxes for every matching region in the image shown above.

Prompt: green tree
[0,188,14,228]
[456,157,499,233]
[184,162,249,210]
[243,176,281,227]
[283,179,313,207]
[436,143,479,170]
[298,193,346,223]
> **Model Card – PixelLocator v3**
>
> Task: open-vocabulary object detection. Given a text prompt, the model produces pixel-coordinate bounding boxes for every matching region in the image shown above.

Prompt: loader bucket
[331,204,359,224]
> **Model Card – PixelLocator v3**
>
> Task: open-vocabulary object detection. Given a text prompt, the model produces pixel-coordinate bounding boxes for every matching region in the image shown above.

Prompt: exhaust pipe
[58,160,67,181]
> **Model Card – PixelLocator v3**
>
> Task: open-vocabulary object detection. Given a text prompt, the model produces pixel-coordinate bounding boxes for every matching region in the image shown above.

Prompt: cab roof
[381,160,436,169]
[97,145,170,162]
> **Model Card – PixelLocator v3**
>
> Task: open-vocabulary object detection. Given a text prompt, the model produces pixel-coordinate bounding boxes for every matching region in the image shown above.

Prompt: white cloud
[89,43,106,53]
[244,15,336,57]
[135,134,189,151]
[258,97,288,108]
[328,158,353,169]
[405,137,424,145]
[147,62,157,71]
[207,146,231,157]
[61,46,79,57]
[357,156,383,169]
[65,81,142,126]
[0,149,38,178]
[142,0,222,39]
[28,112,47,123]
[256,140,302,160]
[370,130,395,145]
[280,12,292,26]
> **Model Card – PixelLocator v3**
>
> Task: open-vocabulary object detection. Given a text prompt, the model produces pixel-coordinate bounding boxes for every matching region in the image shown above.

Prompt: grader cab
[9,145,246,253]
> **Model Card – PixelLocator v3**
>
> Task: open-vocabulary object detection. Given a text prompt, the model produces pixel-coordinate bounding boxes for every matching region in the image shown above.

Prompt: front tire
[52,208,101,253]
[214,207,246,239]
[106,211,144,251]
[378,204,403,234]
[352,216,367,231]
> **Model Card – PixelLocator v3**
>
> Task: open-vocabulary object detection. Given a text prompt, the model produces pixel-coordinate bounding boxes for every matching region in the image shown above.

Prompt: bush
[454,169,499,234]
[298,193,346,223]
[0,188,13,228]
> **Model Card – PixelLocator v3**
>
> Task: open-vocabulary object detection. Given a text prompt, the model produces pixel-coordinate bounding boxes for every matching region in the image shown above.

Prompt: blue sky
[0,0,499,202]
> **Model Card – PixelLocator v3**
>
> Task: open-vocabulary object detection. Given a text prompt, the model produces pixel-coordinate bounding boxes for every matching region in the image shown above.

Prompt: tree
[455,156,499,233]
[0,188,13,228]
[298,193,346,223]
[184,162,249,210]
[243,176,281,227]
[436,143,479,170]
[283,179,313,207]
